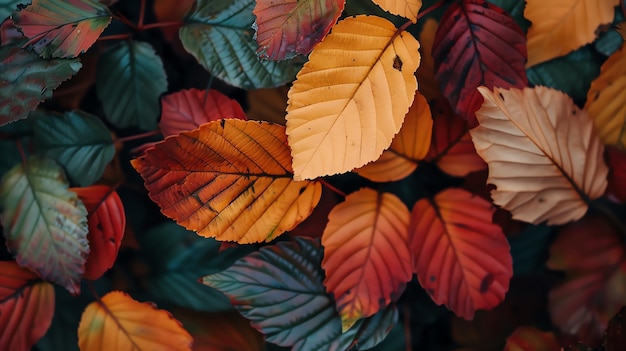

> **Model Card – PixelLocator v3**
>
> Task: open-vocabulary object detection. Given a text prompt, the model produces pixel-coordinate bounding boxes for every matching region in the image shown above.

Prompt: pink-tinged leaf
[160,88,247,137]
[253,0,345,60]
[12,0,112,58]
[71,185,126,280]
[0,261,55,351]
[410,188,512,319]
[432,0,527,126]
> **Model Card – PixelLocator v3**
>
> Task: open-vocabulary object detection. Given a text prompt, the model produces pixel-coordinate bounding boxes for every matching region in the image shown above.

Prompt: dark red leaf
[606,146,626,203]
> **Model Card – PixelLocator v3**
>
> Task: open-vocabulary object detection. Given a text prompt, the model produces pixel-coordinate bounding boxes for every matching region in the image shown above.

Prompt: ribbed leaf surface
[372,0,421,22]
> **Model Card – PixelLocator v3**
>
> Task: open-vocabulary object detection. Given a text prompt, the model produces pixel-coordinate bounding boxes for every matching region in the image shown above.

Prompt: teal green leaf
[508,224,554,275]
[595,9,625,57]
[0,156,89,294]
[367,322,406,351]
[96,41,167,130]
[486,0,530,32]
[180,0,301,89]
[33,110,114,186]
[0,0,25,20]
[0,44,81,126]
[351,305,398,350]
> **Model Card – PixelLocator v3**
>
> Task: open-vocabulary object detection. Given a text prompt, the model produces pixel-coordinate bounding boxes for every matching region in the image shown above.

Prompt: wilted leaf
[470,86,608,225]
[286,15,420,180]
[356,92,433,182]
[253,0,345,60]
[432,0,527,126]
[34,110,115,186]
[322,188,411,330]
[371,0,421,23]
[78,291,193,351]
[0,156,89,294]
[70,185,125,280]
[0,44,81,126]
[160,88,247,137]
[180,0,301,89]
[410,188,512,319]
[503,326,559,351]
[525,0,618,67]
[97,41,167,130]
[132,119,321,243]
[12,0,111,58]
[0,261,55,351]
[415,18,441,101]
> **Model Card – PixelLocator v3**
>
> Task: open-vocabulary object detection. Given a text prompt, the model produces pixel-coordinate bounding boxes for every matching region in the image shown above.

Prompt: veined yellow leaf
[372,0,422,23]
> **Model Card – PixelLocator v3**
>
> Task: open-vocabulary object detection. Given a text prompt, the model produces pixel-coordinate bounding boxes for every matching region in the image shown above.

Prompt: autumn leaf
[416,18,441,101]
[132,119,321,243]
[525,0,619,67]
[372,0,422,23]
[322,188,411,330]
[503,327,560,351]
[410,188,512,319]
[286,15,420,180]
[253,0,345,60]
[0,156,89,294]
[78,291,192,351]
[0,261,55,351]
[470,86,608,225]
[160,88,247,137]
[12,0,112,58]
[356,92,433,182]
[606,147,626,202]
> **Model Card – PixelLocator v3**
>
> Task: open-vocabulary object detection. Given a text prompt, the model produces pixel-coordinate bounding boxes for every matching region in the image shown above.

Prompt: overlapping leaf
[71,185,125,280]
[372,0,421,23]
[0,156,89,294]
[253,0,345,60]
[34,110,114,186]
[356,92,433,182]
[432,0,527,126]
[525,0,618,67]
[132,119,321,243]
[322,188,411,330]
[503,327,560,351]
[286,15,420,180]
[0,44,81,126]
[585,43,626,150]
[97,41,167,130]
[0,261,55,351]
[415,18,441,101]
[160,88,247,137]
[470,86,608,225]
[180,0,301,89]
[12,0,111,58]
[77,291,192,350]
[409,188,512,319]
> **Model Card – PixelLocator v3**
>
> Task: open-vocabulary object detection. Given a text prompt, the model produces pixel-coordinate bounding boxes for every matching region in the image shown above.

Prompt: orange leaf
[410,188,512,319]
[78,291,193,351]
[71,185,126,280]
[286,15,420,180]
[416,18,441,101]
[0,261,54,351]
[470,86,608,225]
[372,0,422,23]
[503,326,560,351]
[131,119,322,243]
[525,0,618,67]
[356,92,433,182]
[322,188,411,331]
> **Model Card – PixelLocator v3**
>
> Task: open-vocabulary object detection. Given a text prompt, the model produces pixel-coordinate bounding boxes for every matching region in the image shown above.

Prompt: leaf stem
[319,180,346,197]
[98,33,132,42]
[139,21,184,30]
[115,130,161,143]
[138,0,146,28]
[111,10,138,31]
[16,139,27,169]
[417,0,448,20]
[87,280,101,300]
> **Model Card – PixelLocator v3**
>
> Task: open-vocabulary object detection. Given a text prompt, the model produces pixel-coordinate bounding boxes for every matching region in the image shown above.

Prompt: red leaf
[0,261,55,351]
[410,188,512,319]
[71,185,126,280]
[253,0,345,60]
[432,0,527,126]
[606,146,626,203]
[159,89,247,137]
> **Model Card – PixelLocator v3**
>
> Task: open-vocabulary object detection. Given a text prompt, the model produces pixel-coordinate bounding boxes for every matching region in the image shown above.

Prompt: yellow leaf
[286,15,420,181]
[585,42,626,150]
[356,92,432,182]
[78,291,192,351]
[525,0,618,67]
[416,18,441,101]
[470,86,608,225]
[372,0,422,23]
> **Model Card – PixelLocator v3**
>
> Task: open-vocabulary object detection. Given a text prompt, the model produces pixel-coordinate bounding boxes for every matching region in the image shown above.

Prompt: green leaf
[0,156,89,294]
[508,224,554,275]
[180,0,301,89]
[0,44,81,126]
[33,110,115,186]
[595,9,625,57]
[0,0,25,20]
[351,306,398,350]
[96,41,167,130]
[12,0,111,58]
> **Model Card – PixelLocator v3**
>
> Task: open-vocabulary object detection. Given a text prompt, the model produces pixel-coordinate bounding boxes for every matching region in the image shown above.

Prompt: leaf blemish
[393,55,403,71]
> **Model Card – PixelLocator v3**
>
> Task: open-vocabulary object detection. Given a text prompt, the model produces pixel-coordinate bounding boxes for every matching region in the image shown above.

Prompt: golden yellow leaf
[470,86,608,225]
[585,42,626,150]
[78,291,192,351]
[525,0,618,67]
[286,15,420,181]
[416,18,441,101]
[372,0,422,23]
[356,92,432,182]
